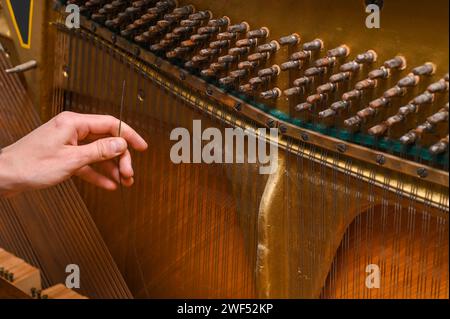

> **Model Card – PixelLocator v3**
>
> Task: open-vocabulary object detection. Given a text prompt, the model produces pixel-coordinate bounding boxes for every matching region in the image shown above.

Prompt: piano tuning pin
[200,68,218,77]
[228,22,250,33]
[295,102,313,112]
[260,88,281,100]
[383,86,407,98]
[331,100,350,111]
[369,97,390,109]
[281,60,302,71]
[314,57,336,68]
[239,83,255,93]
[229,69,248,79]
[279,33,301,46]
[340,61,360,73]
[397,74,420,87]
[238,61,258,70]
[229,47,250,56]
[290,51,311,61]
[412,91,434,105]
[189,10,212,21]
[429,136,449,155]
[293,76,312,87]
[218,55,238,64]
[217,32,238,41]
[247,27,270,39]
[384,56,407,70]
[306,93,325,104]
[304,67,326,77]
[398,103,417,116]
[258,65,281,78]
[181,39,197,48]
[210,62,228,72]
[316,82,336,94]
[208,16,231,28]
[284,87,304,97]
[344,115,364,127]
[302,39,324,52]
[427,80,449,93]
[368,67,390,79]
[173,5,195,16]
[329,72,351,83]
[247,52,270,62]
[180,19,201,27]
[236,38,258,48]
[318,108,337,119]
[427,110,449,125]
[355,50,378,64]
[342,89,362,101]
[412,62,436,76]
[257,41,280,54]
[209,40,230,49]
[199,48,219,57]
[173,26,194,35]
[249,77,265,87]
[190,34,211,43]
[399,131,418,145]
[219,76,236,86]
[327,45,350,58]
[197,26,220,35]
[191,54,210,64]
[355,79,377,90]
[369,117,402,136]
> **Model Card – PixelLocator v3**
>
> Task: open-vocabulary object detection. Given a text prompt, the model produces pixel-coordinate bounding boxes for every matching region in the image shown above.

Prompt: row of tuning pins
[343,62,439,132]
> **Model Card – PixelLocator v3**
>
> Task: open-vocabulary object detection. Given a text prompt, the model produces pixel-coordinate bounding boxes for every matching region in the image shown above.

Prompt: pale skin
[0,111,148,197]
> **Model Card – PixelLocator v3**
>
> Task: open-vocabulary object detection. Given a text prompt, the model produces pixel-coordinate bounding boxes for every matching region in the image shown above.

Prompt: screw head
[279,124,287,134]
[300,132,309,141]
[234,102,242,111]
[337,143,347,153]
[266,118,275,128]
[111,34,117,44]
[376,154,386,165]
[206,87,213,96]
[90,23,97,33]
[133,47,141,57]
[417,167,428,178]
[179,71,186,80]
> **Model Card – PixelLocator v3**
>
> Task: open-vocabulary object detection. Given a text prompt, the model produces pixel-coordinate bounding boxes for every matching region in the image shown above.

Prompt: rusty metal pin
[279,33,301,46]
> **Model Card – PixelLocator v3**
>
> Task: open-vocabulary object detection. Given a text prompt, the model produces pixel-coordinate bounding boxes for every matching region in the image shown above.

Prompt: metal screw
[179,71,186,81]
[300,132,309,141]
[279,124,287,134]
[376,154,386,165]
[111,34,117,44]
[417,167,428,178]
[206,87,213,96]
[266,118,275,128]
[133,47,141,57]
[337,143,347,153]
[90,23,97,33]
[234,102,242,111]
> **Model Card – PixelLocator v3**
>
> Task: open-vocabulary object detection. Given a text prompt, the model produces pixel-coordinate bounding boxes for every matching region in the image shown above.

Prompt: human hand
[0,111,148,196]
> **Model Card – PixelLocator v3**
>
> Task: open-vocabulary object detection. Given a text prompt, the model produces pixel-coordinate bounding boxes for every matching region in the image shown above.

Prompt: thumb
[74,137,128,168]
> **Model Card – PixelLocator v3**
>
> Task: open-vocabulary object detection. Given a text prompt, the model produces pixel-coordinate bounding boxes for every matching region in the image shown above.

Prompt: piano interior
[0,0,448,299]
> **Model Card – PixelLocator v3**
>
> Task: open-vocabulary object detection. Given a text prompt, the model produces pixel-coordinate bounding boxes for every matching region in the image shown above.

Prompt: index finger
[70,113,148,151]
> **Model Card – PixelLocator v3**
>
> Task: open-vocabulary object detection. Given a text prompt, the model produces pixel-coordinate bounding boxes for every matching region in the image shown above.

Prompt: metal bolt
[376,154,386,165]
[417,167,428,178]
[300,132,309,141]
[266,118,275,128]
[337,143,347,153]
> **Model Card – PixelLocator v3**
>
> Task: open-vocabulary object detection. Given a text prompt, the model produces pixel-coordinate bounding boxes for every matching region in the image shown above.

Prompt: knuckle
[53,111,75,128]
[96,140,110,160]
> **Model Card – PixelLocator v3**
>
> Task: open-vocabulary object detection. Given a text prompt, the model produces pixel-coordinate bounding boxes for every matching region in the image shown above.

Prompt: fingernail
[111,138,126,153]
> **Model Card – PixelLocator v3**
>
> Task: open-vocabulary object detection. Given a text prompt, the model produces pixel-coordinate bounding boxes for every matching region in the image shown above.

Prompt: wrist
[0,146,21,197]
